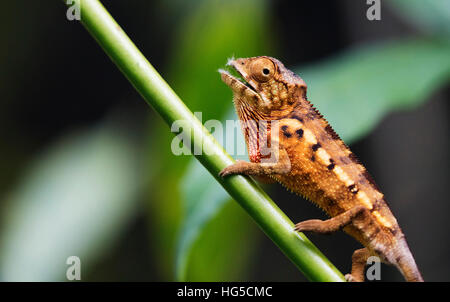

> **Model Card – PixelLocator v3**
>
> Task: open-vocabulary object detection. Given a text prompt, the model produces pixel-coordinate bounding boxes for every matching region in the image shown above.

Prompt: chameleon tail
[395,237,424,282]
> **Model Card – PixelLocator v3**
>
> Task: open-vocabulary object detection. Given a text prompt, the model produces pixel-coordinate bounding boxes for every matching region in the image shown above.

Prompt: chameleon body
[219,56,423,282]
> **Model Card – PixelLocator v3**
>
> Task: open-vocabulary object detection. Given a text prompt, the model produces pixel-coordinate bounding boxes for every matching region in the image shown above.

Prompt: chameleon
[218,56,423,282]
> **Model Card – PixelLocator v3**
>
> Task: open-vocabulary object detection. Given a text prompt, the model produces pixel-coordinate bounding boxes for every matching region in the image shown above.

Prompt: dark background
[0,0,448,281]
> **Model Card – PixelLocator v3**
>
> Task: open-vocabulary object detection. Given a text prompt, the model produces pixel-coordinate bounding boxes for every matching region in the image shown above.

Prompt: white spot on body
[356,191,373,210]
[372,211,393,228]
[316,148,330,165]
[303,129,317,145]
[333,166,353,187]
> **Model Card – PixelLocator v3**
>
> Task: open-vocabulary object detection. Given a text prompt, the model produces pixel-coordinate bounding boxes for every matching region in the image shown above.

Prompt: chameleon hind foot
[294,207,371,281]
[345,248,371,282]
[294,205,368,234]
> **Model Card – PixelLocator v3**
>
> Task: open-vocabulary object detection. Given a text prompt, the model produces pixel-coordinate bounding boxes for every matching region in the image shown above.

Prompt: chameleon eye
[250,58,275,82]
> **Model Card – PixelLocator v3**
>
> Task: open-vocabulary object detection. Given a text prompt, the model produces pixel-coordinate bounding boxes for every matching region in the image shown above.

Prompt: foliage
[0,0,449,281]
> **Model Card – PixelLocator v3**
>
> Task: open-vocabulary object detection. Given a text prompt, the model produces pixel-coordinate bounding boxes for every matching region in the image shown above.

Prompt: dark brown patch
[370,199,383,212]
[339,156,352,165]
[311,155,315,162]
[315,188,325,198]
[296,128,304,138]
[325,124,340,140]
[373,247,384,256]
[327,159,335,170]
[281,125,292,138]
[348,184,358,194]
[324,196,337,207]
[300,172,312,182]
[315,189,337,208]
[349,152,360,163]
[389,227,399,236]
[291,114,304,123]
[312,143,321,151]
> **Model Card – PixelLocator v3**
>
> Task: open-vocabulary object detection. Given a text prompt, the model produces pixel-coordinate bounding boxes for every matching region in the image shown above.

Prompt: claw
[219,161,245,178]
[219,166,234,178]
[294,219,324,232]
[218,169,228,178]
[345,274,356,282]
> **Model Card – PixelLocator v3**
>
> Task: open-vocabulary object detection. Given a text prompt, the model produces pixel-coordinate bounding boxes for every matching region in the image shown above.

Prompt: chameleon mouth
[226,61,258,92]
[233,69,257,93]
[219,68,260,97]
[243,79,256,92]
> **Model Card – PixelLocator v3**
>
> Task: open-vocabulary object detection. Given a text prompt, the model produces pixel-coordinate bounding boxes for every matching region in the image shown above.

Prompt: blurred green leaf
[388,0,450,38]
[176,159,229,281]
[176,109,249,281]
[0,119,143,281]
[165,0,273,281]
[299,39,450,144]
[183,200,259,281]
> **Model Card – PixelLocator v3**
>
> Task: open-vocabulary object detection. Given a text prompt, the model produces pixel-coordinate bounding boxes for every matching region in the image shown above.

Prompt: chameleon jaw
[219,69,265,107]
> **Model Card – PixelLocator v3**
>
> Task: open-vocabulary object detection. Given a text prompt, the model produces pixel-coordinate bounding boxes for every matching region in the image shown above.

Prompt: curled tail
[395,237,423,282]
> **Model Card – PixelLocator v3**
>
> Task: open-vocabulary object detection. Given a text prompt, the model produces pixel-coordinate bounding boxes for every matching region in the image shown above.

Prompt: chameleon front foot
[219,155,291,178]
[218,161,249,177]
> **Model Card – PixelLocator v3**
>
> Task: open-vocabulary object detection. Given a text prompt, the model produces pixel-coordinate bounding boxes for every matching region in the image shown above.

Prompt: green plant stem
[67,0,345,282]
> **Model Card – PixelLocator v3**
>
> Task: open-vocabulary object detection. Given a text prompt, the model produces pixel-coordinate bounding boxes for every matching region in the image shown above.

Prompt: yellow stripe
[333,166,353,187]
[356,191,373,210]
[372,210,393,228]
[303,129,317,144]
[316,148,330,164]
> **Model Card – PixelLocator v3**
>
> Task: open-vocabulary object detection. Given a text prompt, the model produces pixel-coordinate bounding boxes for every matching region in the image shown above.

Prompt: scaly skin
[219,56,423,282]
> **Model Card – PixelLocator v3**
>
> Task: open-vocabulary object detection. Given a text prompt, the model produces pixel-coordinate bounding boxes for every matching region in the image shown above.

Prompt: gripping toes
[219,161,246,177]
[294,219,330,233]
[345,274,358,282]
[218,166,233,177]
[295,206,368,234]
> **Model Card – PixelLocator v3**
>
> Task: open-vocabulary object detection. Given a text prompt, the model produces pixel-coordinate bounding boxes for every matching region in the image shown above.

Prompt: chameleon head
[220,56,307,116]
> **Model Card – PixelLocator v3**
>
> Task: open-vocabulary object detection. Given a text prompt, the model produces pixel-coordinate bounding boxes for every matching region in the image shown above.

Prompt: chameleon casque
[218,56,423,282]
